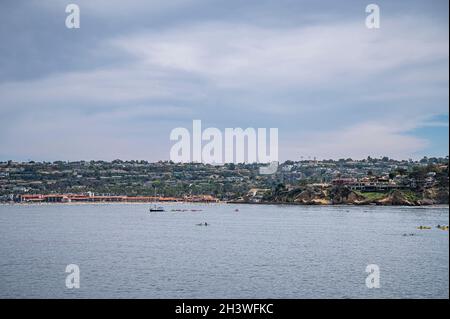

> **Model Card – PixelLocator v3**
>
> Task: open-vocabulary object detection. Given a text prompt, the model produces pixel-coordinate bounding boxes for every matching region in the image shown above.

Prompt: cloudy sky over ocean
[0,0,448,161]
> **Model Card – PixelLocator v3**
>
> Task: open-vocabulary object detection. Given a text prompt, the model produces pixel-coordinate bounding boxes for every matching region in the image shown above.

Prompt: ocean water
[0,203,448,299]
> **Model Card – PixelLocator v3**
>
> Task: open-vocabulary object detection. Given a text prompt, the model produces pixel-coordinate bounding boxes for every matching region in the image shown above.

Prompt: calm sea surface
[0,203,448,298]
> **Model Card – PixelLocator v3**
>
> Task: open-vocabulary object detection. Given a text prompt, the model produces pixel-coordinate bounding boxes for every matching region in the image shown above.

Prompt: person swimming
[196,222,209,226]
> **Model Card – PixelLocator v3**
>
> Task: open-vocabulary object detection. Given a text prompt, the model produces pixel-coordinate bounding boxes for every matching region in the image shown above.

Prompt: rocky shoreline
[230,185,449,206]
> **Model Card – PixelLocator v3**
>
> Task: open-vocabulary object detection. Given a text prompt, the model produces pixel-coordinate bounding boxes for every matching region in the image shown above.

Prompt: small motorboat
[149,205,165,212]
[149,187,165,212]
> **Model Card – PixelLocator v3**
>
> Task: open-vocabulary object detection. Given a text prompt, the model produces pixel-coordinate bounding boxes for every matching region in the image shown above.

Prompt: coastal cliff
[237,185,449,206]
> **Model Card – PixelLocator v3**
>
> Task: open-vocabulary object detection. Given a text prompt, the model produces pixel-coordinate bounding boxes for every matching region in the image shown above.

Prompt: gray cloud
[0,0,448,161]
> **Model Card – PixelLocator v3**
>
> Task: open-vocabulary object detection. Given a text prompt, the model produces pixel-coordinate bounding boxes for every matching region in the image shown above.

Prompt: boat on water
[149,187,165,212]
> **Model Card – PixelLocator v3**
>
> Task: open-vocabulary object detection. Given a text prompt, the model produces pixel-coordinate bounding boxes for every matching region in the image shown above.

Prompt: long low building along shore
[17,193,220,203]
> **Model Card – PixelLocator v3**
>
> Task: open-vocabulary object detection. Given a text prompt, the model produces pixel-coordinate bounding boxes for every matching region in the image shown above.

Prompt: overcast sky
[0,0,448,162]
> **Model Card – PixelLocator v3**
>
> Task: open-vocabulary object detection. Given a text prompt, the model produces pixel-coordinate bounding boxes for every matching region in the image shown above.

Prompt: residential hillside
[0,157,448,205]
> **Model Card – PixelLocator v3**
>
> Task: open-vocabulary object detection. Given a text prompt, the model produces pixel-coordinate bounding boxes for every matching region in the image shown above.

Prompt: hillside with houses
[0,156,448,205]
